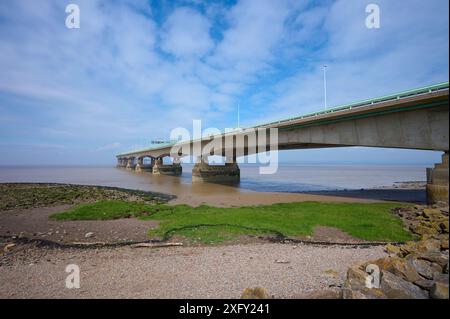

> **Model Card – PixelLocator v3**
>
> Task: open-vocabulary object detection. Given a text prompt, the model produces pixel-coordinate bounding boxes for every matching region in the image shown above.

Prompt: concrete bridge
[117,82,449,203]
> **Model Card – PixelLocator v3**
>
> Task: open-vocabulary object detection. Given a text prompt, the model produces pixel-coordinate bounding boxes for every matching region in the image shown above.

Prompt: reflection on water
[0,164,428,205]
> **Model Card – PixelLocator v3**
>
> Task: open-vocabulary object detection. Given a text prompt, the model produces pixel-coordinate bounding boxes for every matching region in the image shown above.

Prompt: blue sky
[0,0,448,165]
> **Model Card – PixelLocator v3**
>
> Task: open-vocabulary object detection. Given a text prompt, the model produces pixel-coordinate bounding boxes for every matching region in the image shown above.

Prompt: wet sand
[169,188,384,207]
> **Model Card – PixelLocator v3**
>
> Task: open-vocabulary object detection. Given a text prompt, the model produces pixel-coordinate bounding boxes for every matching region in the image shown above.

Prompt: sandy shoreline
[168,190,387,207]
[0,182,415,299]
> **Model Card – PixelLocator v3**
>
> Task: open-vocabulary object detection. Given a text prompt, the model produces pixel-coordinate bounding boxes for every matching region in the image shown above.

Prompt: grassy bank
[51,200,413,243]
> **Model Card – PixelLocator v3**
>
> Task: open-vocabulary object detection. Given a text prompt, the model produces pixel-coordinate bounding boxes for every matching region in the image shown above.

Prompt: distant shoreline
[301,180,426,204]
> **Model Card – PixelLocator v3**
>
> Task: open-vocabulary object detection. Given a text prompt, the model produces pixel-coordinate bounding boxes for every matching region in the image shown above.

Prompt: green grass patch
[50,200,413,243]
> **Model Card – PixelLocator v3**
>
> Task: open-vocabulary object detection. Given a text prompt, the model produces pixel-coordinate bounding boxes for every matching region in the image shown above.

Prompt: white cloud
[247,0,449,125]
[160,7,213,58]
[210,0,293,72]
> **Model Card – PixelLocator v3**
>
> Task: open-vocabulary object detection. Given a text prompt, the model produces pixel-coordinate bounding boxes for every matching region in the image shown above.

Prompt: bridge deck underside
[118,91,449,160]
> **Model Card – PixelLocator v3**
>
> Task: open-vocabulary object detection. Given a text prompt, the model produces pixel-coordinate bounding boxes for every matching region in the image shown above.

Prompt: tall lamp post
[237,102,240,128]
[323,64,328,110]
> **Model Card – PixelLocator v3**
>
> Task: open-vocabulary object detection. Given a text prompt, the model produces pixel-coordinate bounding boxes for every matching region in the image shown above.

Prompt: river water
[0,164,428,205]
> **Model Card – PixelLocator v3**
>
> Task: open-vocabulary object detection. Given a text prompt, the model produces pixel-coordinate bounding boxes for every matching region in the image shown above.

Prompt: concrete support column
[192,157,240,183]
[118,158,127,168]
[135,157,144,172]
[173,156,182,166]
[126,157,136,170]
[427,152,449,204]
[152,158,163,174]
[152,157,182,175]
[171,156,182,175]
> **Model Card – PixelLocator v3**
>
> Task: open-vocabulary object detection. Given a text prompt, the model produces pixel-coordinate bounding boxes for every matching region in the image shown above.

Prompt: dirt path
[0,206,158,244]
[0,241,386,299]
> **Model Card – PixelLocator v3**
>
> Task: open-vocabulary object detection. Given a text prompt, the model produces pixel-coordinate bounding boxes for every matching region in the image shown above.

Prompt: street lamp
[323,65,328,110]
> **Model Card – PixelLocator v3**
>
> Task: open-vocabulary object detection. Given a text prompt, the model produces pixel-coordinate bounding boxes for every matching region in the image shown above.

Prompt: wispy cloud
[96,142,121,152]
[0,0,447,165]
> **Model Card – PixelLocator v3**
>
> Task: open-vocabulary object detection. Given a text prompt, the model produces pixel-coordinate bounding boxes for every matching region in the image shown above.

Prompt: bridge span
[117,82,449,204]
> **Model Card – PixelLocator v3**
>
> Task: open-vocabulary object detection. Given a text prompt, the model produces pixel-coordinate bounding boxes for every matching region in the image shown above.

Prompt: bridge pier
[152,157,182,176]
[134,157,154,172]
[137,157,157,172]
[126,157,136,170]
[427,152,449,204]
[134,157,144,172]
[117,158,127,168]
[192,157,240,183]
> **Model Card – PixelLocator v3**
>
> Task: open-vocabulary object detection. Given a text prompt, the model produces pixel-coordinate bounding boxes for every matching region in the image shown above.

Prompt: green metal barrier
[254,81,449,128]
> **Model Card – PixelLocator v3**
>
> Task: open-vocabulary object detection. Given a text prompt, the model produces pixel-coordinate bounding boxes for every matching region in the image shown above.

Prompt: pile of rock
[343,204,449,299]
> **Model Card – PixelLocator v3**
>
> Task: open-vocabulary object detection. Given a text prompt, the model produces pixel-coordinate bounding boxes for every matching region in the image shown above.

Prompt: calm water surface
[0,164,427,194]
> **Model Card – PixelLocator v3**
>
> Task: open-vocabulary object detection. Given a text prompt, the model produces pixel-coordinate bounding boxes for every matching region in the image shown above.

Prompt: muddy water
[0,164,427,206]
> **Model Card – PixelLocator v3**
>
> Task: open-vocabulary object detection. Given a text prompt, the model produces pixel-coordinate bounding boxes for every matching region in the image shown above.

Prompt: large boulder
[410,258,434,280]
[385,243,401,256]
[416,252,449,268]
[433,273,449,284]
[414,279,435,291]
[411,222,439,237]
[342,265,386,299]
[380,271,428,299]
[415,239,442,253]
[369,257,422,283]
[430,282,449,299]
[422,208,445,221]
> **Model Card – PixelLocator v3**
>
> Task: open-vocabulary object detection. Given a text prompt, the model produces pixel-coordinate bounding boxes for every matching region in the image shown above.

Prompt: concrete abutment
[427,152,449,204]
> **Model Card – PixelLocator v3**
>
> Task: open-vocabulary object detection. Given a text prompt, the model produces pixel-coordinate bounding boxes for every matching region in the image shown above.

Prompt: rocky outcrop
[343,204,449,299]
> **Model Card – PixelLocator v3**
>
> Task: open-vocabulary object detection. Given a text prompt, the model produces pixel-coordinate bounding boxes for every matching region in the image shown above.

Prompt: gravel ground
[0,242,386,299]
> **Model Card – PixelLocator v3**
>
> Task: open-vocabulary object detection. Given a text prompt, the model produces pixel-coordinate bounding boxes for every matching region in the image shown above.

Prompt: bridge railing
[253,81,449,128]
